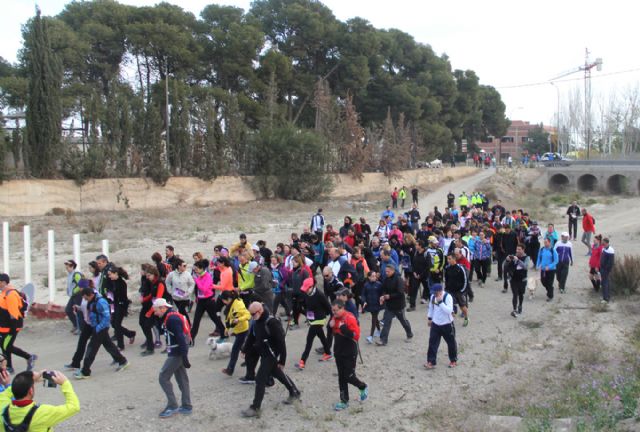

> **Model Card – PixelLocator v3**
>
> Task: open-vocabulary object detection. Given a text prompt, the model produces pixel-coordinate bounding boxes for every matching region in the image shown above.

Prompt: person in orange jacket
[0,274,36,373]
[330,299,368,411]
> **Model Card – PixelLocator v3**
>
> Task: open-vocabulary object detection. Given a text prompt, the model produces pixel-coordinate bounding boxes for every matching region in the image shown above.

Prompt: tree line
[0,0,508,197]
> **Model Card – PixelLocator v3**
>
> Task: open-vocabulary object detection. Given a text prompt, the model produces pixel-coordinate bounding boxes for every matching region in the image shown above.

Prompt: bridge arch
[607,174,628,195]
[549,173,570,192]
[577,174,598,192]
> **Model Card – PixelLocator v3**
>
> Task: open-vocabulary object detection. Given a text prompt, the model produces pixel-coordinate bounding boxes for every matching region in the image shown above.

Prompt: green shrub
[250,125,333,201]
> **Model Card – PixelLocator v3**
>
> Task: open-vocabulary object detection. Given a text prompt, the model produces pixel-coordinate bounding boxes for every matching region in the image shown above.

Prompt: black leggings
[190,297,218,342]
[112,303,135,350]
[272,291,292,318]
[511,278,526,312]
[0,332,31,369]
[139,308,155,351]
[335,354,366,403]
[173,300,192,327]
[474,259,490,283]
[369,310,381,337]
[301,324,330,361]
[541,270,556,300]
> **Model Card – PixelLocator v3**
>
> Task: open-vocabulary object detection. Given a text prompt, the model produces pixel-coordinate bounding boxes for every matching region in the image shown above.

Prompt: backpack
[164,311,192,345]
[161,262,173,278]
[2,404,39,432]
[6,289,28,317]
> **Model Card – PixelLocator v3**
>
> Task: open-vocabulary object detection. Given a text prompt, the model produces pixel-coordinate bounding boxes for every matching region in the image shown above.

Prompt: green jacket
[238,263,255,291]
[0,380,80,431]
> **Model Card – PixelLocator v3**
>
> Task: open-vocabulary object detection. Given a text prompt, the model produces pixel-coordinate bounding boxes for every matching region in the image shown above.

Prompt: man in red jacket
[330,299,368,411]
[581,208,596,255]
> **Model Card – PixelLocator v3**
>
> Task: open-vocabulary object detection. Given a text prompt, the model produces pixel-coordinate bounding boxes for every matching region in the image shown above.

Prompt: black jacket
[501,231,519,255]
[412,250,429,280]
[381,272,405,310]
[444,263,467,293]
[303,288,332,321]
[244,310,287,365]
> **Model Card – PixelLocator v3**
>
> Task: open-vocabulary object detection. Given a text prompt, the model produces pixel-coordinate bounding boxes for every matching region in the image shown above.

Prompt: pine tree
[24,7,63,177]
[341,92,368,179]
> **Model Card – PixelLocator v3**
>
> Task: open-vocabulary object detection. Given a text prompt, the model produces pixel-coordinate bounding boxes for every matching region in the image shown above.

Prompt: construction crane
[550,49,602,159]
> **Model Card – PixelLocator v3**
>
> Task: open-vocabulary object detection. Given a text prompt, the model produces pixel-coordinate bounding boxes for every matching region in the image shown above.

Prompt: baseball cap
[64,259,77,267]
[561,231,570,237]
[431,283,444,292]
[428,236,437,243]
[301,278,314,293]
[153,298,171,308]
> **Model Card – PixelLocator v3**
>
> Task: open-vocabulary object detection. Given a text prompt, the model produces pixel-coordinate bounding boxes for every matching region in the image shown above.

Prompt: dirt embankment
[0,167,477,217]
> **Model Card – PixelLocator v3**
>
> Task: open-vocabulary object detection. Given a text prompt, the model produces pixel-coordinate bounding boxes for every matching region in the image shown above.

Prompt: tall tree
[24,7,63,177]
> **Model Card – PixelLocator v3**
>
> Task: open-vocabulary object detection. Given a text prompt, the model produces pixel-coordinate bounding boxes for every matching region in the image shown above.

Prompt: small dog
[528,276,537,300]
[206,337,233,360]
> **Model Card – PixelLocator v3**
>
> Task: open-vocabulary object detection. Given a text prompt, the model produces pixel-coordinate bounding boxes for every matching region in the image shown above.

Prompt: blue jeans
[226,331,247,374]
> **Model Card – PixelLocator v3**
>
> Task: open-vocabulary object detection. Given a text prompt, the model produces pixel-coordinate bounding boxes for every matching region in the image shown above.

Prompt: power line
[496,67,640,90]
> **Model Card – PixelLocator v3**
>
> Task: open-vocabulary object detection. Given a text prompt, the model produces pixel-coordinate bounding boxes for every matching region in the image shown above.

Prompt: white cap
[153,298,171,308]
[561,232,570,238]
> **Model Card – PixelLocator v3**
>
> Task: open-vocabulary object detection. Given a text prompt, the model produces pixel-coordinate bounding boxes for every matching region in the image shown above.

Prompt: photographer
[0,369,79,430]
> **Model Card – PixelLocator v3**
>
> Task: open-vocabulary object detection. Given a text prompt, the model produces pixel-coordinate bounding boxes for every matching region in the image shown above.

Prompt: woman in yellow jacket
[220,290,251,377]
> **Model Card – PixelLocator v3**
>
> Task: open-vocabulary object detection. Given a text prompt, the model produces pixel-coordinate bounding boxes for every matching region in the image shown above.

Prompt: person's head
[385,264,396,278]
[561,232,569,242]
[367,271,377,282]
[88,260,100,277]
[371,237,380,248]
[602,237,610,247]
[64,259,77,273]
[11,371,36,401]
[193,251,204,262]
[95,254,109,270]
[328,248,340,261]
[194,259,209,273]
[107,266,128,281]
[291,254,304,269]
[582,208,588,215]
[572,200,577,206]
[249,261,260,273]
[301,277,315,295]
[248,302,264,320]
[479,231,486,240]
[165,245,175,258]
[336,288,350,301]
[331,299,347,318]
[416,239,426,253]
[594,234,602,245]
[239,252,250,265]
[239,233,247,244]
[544,238,551,248]
[548,223,554,232]
[145,266,160,282]
[516,245,525,256]
[0,274,9,289]
[153,298,171,317]
[447,254,457,265]
[344,216,352,225]
[174,258,187,273]
[220,289,238,305]
[151,252,163,263]
[217,256,231,268]
[81,286,96,301]
[322,267,334,280]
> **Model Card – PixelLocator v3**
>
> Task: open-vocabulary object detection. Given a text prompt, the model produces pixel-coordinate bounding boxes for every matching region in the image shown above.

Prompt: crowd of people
[0,187,617,426]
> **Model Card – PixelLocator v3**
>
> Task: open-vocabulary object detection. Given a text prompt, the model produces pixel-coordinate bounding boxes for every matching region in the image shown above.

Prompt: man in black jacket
[408,240,429,311]
[376,266,413,346]
[499,225,519,290]
[241,302,300,418]
[444,255,469,326]
[566,201,581,240]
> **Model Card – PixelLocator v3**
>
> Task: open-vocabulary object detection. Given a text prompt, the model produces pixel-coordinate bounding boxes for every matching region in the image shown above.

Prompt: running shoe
[366,336,373,344]
[283,391,301,405]
[510,311,517,318]
[319,353,333,362]
[221,368,233,376]
[424,362,435,370]
[159,408,178,419]
[74,370,89,380]
[315,347,324,354]
[359,385,369,402]
[448,361,457,368]
[27,354,37,372]
[334,401,349,411]
[154,341,162,348]
[129,333,136,345]
[177,407,192,416]
[295,360,305,370]
[115,361,129,372]
[64,364,78,371]
[238,376,255,384]
[241,407,260,418]
[140,350,154,357]
[463,317,469,327]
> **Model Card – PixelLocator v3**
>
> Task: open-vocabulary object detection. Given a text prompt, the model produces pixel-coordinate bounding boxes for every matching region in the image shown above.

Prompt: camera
[42,371,57,388]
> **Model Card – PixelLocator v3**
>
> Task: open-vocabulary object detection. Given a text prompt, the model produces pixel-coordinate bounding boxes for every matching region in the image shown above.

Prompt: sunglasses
[250,310,261,317]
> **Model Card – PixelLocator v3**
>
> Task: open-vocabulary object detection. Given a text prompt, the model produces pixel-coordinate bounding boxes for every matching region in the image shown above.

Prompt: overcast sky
[4,0,639,125]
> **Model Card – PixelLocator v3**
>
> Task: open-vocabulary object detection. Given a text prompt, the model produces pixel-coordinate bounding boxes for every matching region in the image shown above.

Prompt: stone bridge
[543,161,640,195]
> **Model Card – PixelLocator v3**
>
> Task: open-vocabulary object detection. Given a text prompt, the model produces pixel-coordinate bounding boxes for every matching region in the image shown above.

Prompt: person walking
[360,271,382,343]
[294,278,333,370]
[330,299,368,411]
[165,258,195,326]
[74,287,128,379]
[241,302,300,418]
[444,255,469,327]
[425,284,457,369]
[581,208,596,255]
[588,235,604,293]
[106,266,136,351]
[554,232,573,294]
[471,231,492,287]
[63,260,83,334]
[64,279,96,371]
[566,201,581,240]
[190,259,222,345]
[0,274,37,374]
[411,187,419,205]
[311,208,325,239]
[391,187,399,209]
[599,238,615,304]
[399,186,407,208]
[536,238,559,301]
[153,298,192,418]
[507,245,529,317]
[220,290,251,377]
[376,265,413,346]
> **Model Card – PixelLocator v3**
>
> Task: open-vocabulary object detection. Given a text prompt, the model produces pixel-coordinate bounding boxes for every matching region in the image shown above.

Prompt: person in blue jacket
[74,287,128,379]
[536,238,559,301]
[360,272,383,344]
[544,223,559,248]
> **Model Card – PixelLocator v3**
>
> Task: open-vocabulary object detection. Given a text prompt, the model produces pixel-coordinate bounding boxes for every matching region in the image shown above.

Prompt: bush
[610,255,640,296]
[250,125,333,201]
[85,216,108,234]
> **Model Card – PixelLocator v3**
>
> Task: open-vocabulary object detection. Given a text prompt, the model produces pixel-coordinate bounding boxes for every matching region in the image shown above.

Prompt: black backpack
[2,404,39,432]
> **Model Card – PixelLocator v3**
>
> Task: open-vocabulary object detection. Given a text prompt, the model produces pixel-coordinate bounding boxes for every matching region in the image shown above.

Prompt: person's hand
[232,319,239,325]
[427,321,432,328]
[72,305,79,312]
[33,371,44,383]
[385,294,390,300]
[362,302,367,310]
[0,369,10,387]
[224,329,229,337]
[379,296,385,305]
[545,266,549,271]
[50,371,68,385]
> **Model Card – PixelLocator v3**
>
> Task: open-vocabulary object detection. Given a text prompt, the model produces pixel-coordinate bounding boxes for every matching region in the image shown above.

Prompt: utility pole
[165,60,170,169]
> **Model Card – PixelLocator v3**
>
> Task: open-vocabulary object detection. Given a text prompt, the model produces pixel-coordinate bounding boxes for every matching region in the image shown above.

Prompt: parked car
[417,159,443,168]
[540,152,569,161]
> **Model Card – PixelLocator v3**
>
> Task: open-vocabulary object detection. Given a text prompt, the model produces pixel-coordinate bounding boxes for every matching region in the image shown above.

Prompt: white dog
[206,337,233,360]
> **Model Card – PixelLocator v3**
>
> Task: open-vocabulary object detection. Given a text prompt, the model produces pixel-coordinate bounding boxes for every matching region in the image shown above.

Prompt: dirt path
[11,168,637,432]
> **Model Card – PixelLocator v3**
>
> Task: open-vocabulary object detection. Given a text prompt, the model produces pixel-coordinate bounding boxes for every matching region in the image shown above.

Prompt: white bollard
[73,234,81,270]
[48,230,55,303]
[23,225,31,285]
[102,239,109,257]
[2,222,8,275]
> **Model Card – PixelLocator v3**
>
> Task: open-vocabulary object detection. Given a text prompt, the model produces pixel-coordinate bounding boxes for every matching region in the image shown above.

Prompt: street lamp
[550,82,560,154]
